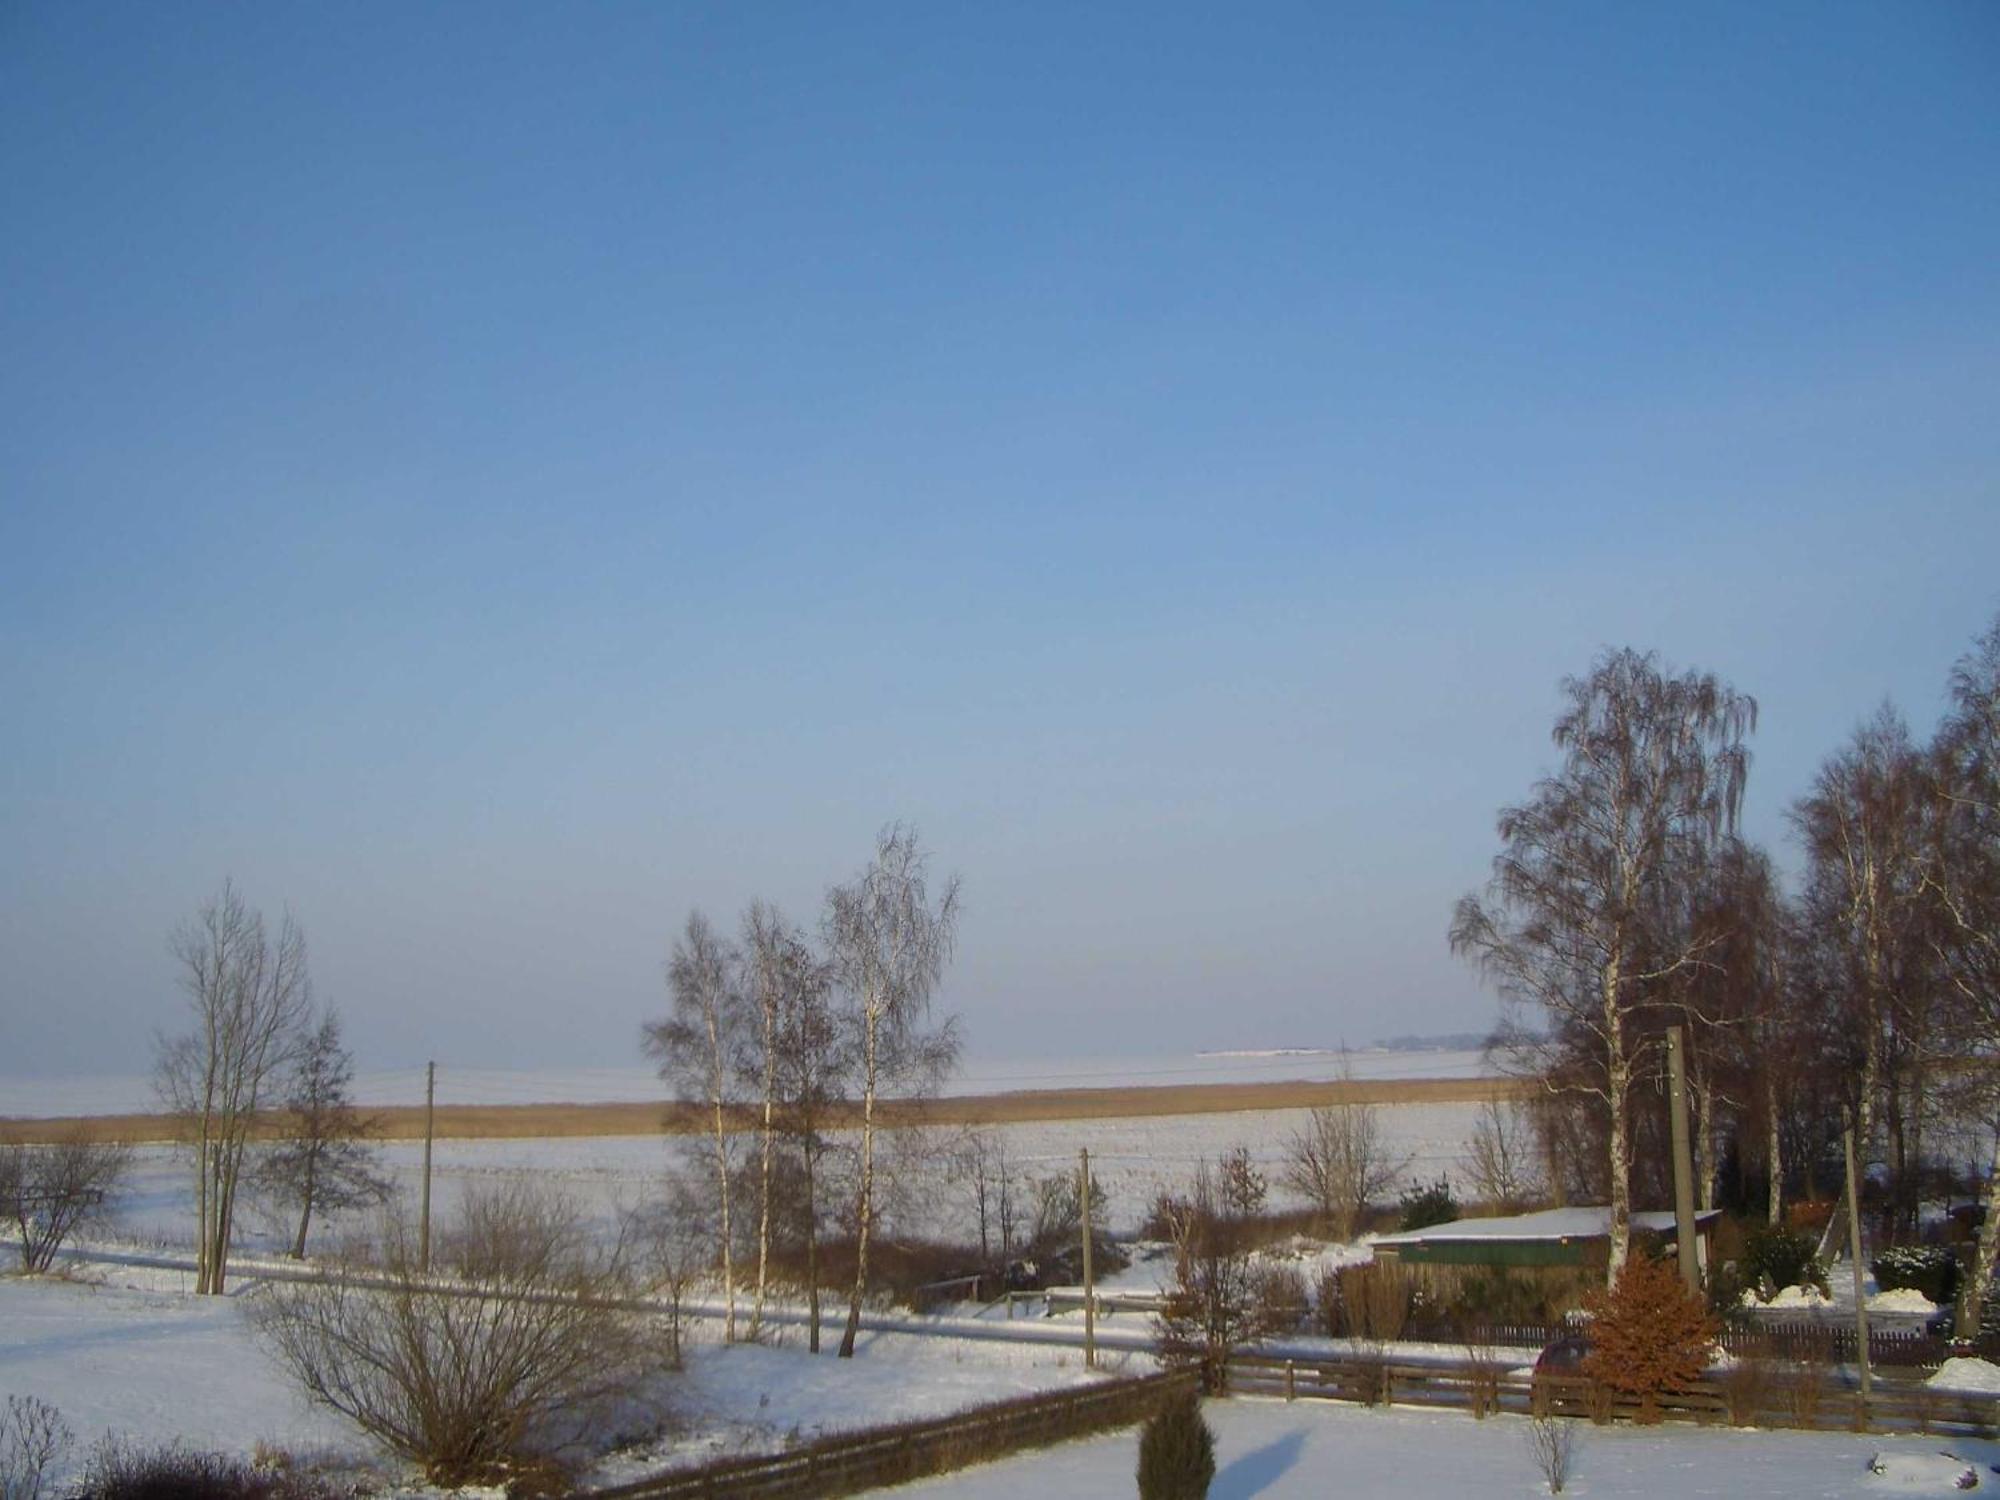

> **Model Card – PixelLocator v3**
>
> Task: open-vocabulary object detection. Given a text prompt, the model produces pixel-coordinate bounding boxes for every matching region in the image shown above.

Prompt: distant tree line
[1451,613,2000,1316]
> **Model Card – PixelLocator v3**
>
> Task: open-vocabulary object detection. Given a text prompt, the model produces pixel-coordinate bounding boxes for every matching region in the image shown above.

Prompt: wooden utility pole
[1079,1146,1096,1371]
[1844,1110,1872,1409]
[420,1060,435,1274]
[1666,1026,1700,1292]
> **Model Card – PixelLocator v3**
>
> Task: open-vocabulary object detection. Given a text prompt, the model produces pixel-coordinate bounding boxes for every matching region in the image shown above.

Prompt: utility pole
[1666,1026,1700,1293]
[1079,1146,1096,1371]
[420,1060,435,1275]
[1844,1109,1872,1412]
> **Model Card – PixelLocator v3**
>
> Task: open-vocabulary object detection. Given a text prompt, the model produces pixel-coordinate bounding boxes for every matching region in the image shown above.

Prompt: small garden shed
[1372,1206,1721,1274]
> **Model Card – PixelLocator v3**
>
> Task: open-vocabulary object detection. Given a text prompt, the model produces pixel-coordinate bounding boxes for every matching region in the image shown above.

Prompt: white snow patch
[1864,1450,1981,1489]
[1931,1359,2000,1395]
[1871,1288,1943,1315]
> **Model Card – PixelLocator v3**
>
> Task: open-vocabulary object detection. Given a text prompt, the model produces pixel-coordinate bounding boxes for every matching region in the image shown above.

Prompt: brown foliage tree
[1581,1252,1718,1423]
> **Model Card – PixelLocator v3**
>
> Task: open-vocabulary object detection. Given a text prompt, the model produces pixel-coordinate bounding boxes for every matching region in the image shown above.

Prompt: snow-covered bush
[1742,1226,1827,1301]
[1872,1245,1959,1306]
[1135,1389,1215,1500]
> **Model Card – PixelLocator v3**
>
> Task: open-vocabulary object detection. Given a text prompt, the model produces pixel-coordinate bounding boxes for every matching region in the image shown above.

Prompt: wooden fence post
[1286,1359,1296,1401]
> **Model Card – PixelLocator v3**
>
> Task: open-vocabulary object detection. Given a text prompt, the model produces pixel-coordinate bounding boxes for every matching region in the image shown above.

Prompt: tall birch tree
[644,912,747,1342]
[825,826,960,1358]
[739,901,823,1339]
[1452,649,1755,1280]
[1929,617,2000,1331]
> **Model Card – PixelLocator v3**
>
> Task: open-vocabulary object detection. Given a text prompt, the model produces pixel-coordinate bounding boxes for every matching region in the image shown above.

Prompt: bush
[1741,1225,1827,1299]
[1398,1175,1459,1232]
[72,1439,347,1500]
[1873,1245,1959,1306]
[1247,1261,1308,1334]
[2,1395,73,1500]
[253,1183,654,1485]
[1581,1254,1719,1423]
[1135,1389,1214,1500]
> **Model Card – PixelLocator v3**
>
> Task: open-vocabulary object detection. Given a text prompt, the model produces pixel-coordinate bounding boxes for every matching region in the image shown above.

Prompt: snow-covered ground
[0,1046,1492,1118]
[889,1397,2000,1499]
[0,1273,1112,1495]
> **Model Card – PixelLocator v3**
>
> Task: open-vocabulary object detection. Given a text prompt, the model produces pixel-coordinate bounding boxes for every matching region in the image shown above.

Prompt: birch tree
[769,926,845,1352]
[1452,649,1755,1279]
[824,825,961,1358]
[1792,706,1931,1242]
[739,901,823,1339]
[1929,616,2000,1331]
[644,912,747,1342]
[155,881,313,1294]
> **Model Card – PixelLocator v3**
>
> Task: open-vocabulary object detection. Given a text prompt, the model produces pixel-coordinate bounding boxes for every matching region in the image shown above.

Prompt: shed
[1372,1206,1722,1274]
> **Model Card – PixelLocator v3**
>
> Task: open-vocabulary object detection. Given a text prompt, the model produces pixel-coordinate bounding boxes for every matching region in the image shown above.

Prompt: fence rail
[1225,1352,2000,1437]
[576,1369,1196,1500]
[1434,1319,1988,1370]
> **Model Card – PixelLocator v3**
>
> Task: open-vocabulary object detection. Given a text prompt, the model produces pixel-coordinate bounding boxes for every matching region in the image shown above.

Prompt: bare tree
[257,1008,388,1258]
[1465,1097,1543,1212]
[155,881,313,1293]
[824,825,961,1358]
[1793,706,1935,1245]
[644,911,747,1342]
[768,923,847,1352]
[1283,1062,1407,1241]
[1928,615,2000,1331]
[0,1135,128,1273]
[254,1183,652,1486]
[740,901,827,1338]
[1154,1161,1279,1392]
[1453,649,1755,1278]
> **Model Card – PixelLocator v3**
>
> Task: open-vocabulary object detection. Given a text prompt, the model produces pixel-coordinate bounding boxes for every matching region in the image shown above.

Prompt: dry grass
[0,1074,1524,1146]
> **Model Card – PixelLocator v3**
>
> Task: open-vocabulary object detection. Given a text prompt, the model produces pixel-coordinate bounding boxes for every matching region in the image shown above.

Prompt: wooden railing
[1414,1319,1987,1370]
[575,1368,1197,1500]
[1225,1352,2000,1436]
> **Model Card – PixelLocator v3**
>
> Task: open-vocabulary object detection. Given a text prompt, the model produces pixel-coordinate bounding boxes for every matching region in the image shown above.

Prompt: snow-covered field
[889,1397,2000,1499]
[79,1095,1482,1255]
[0,1046,1493,1119]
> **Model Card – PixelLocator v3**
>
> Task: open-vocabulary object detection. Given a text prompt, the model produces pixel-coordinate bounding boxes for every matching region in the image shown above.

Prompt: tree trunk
[1766,1067,1784,1227]
[840,1007,880,1359]
[1604,949,1631,1282]
[291,1147,318,1259]
[1693,1073,1716,1214]
[713,1095,734,1343]
[805,1145,821,1354]
[754,1011,775,1338]
[1961,1126,2000,1340]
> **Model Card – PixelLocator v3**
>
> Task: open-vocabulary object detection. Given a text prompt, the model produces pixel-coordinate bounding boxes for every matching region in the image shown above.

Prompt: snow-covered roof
[1373,1206,1720,1247]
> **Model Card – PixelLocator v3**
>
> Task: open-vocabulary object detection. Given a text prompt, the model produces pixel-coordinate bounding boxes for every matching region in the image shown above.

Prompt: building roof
[1372,1206,1722,1247]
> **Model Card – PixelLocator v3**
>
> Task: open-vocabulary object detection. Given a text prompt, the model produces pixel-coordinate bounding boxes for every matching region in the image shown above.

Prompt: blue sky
[3,2,1997,1080]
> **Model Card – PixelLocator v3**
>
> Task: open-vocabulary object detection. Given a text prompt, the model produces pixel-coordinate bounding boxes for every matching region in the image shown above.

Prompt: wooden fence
[1226,1352,2000,1437]
[575,1369,1197,1500]
[1437,1319,1986,1370]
